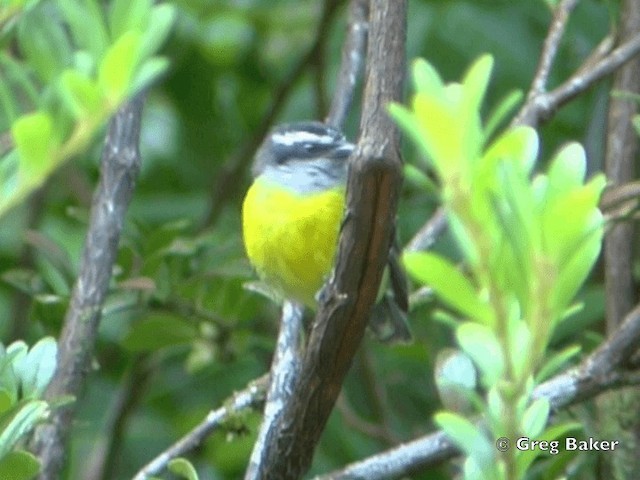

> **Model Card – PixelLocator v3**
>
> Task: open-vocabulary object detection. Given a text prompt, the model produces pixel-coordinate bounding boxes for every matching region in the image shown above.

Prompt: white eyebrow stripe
[272,131,336,146]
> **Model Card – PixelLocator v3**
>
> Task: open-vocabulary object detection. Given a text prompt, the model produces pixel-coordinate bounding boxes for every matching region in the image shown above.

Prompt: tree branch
[405,206,447,253]
[245,302,305,479]
[133,374,270,480]
[31,96,145,479]
[244,2,406,478]
[326,0,370,129]
[512,11,640,128]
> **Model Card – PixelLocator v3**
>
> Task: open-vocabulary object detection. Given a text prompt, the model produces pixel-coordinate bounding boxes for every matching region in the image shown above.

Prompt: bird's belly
[242,178,345,307]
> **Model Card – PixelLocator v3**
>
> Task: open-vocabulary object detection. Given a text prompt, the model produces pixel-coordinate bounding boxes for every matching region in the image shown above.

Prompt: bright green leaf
[0,450,40,480]
[12,337,57,400]
[456,323,504,387]
[98,30,142,103]
[11,112,55,177]
[521,398,550,438]
[57,0,109,59]
[60,70,105,118]
[0,401,48,459]
[403,251,493,324]
[547,142,587,192]
[536,344,581,382]
[484,89,524,141]
[411,57,444,96]
[435,411,493,460]
[168,458,199,480]
[17,6,72,82]
[108,0,152,40]
[462,54,494,121]
[138,4,176,59]
[482,126,538,176]
[129,57,169,96]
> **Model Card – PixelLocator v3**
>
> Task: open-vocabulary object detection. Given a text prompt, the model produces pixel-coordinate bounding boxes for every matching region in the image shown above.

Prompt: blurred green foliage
[0,0,614,479]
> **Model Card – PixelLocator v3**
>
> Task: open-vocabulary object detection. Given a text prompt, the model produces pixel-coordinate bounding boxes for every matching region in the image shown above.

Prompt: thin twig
[326,0,370,129]
[31,96,146,480]
[133,374,270,480]
[245,302,305,479]
[514,32,640,127]
[405,206,447,253]
[513,0,580,126]
[83,355,153,480]
[603,0,640,336]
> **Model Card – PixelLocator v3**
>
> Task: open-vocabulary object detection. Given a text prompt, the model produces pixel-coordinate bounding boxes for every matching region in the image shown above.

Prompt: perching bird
[242,121,411,343]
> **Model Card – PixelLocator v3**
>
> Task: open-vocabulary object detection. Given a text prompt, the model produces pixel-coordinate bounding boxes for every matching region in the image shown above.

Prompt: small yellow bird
[242,121,411,342]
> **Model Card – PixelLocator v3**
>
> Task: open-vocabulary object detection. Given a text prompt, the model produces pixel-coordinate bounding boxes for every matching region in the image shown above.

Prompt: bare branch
[31,96,145,480]
[326,0,370,129]
[533,1,579,96]
[405,207,447,253]
[603,0,640,334]
[514,32,640,127]
[245,302,305,479]
[513,0,580,126]
[244,2,407,478]
[133,375,270,480]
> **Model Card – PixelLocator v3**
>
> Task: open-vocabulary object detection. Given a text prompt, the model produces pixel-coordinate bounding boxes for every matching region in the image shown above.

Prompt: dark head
[252,121,354,178]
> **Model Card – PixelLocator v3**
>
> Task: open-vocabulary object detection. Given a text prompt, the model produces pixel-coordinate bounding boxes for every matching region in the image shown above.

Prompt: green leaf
[98,30,142,102]
[521,398,550,438]
[0,391,14,416]
[547,143,587,193]
[551,210,604,316]
[484,89,524,142]
[139,4,176,60]
[17,6,72,82]
[12,112,55,178]
[388,103,432,165]
[516,421,582,478]
[435,411,493,460]
[0,401,49,458]
[168,458,199,480]
[108,0,152,40]
[129,57,169,95]
[456,323,504,387]
[57,0,110,59]
[411,57,444,96]
[461,54,493,121]
[403,164,437,192]
[60,70,105,118]
[403,251,494,324]
[122,313,197,352]
[412,92,468,175]
[0,450,40,480]
[12,337,57,400]
[536,344,581,382]
[435,349,477,414]
[482,126,538,177]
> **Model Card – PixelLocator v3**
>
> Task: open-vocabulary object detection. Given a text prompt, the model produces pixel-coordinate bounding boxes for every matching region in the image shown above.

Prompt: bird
[242,121,411,343]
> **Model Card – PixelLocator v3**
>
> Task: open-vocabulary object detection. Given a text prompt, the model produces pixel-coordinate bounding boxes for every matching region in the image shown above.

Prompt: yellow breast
[242,177,345,307]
